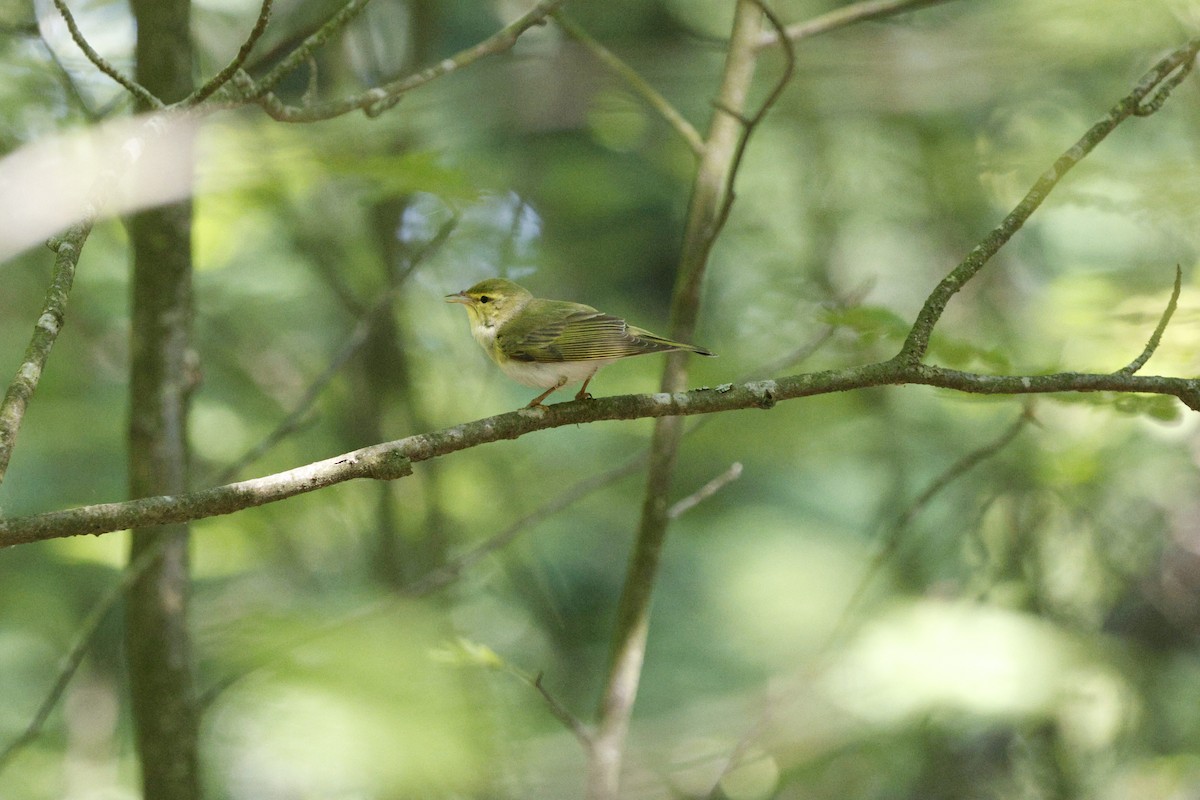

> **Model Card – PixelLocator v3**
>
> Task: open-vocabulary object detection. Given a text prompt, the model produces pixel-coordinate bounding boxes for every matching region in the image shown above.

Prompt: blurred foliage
[3,0,1200,798]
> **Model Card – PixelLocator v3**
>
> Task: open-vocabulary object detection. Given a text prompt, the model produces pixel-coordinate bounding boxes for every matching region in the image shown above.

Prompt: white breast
[498,357,617,390]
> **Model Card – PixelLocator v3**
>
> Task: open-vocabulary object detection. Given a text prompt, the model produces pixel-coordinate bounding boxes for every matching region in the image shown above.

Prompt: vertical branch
[587,3,768,798]
[124,1,201,798]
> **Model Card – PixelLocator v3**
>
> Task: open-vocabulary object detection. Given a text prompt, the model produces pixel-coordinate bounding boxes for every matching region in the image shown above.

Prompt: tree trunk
[125,1,200,798]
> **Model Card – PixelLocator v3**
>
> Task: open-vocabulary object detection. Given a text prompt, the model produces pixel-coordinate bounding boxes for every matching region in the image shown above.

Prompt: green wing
[497,299,712,363]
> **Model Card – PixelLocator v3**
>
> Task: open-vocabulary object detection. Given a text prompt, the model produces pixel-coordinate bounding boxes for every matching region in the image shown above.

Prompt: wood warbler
[446,278,716,407]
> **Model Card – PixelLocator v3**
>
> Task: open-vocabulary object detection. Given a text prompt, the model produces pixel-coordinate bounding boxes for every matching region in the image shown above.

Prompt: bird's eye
[479,295,491,304]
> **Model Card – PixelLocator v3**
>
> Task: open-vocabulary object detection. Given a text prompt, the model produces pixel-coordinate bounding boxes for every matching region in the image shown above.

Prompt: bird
[445,278,715,408]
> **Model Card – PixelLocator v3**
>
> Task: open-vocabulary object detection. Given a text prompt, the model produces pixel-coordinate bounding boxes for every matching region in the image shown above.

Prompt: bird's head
[444,278,533,330]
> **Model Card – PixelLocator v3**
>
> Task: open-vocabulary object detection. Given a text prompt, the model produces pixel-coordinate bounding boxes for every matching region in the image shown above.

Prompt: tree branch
[51,0,162,108]
[668,462,743,519]
[0,539,165,772]
[755,0,959,49]
[1,361,1197,548]
[251,0,564,122]
[552,10,705,157]
[703,405,1035,799]
[587,3,769,796]
[898,38,1200,365]
[1118,265,1181,376]
[207,214,457,485]
[249,0,374,98]
[529,671,594,749]
[185,0,273,106]
[0,220,92,485]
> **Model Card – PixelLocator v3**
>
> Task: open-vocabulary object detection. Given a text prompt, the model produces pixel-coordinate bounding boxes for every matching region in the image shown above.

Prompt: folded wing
[499,302,709,362]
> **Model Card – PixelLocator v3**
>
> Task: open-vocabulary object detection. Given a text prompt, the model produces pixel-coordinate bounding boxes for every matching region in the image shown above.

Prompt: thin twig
[755,0,957,49]
[34,31,104,119]
[704,404,1034,799]
[898,38,1200,365]
[186,0,274,106]
[50,0,162,108]
[197,454,646,707]
[710,0,795,237]
[869,404,1034,585]
[552,10,705,157]
[251,0,374,97]
[668,462,742,519]
[529,671,594,748]
[1118,265,1182,376]
[208,215,457,485]
[0,220,92,485]
[405,455,646,596]
[253,0,564,121]
[0,539,165,772]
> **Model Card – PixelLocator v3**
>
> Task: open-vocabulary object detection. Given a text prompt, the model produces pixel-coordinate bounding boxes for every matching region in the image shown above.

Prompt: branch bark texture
[588,4,766,797]
[0,362,1195,548]
[0,220,91,484]
[125,1,201,798]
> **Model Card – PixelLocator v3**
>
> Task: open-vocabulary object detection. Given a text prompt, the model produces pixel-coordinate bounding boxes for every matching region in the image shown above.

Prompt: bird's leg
[574,373,595,402]
[526,376,569,408]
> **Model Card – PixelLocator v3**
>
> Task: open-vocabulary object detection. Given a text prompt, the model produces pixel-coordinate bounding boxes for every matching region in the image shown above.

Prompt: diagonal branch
[250,0,375,98]
[252,0,564,122]
[703,404,1035,799]
[207,215,458,485]
[0,220,92,485]
[50,0,162,108]
[529,671,594,749]
[898,38,1200,365]
[553,10,705,157]
[668,462,743,519]
[0,538,164,772]
[755,0,959,49]
[186,0,273,106]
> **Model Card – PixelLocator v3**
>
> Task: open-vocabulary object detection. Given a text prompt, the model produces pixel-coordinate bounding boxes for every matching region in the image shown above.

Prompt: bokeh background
[3,0,1200,797]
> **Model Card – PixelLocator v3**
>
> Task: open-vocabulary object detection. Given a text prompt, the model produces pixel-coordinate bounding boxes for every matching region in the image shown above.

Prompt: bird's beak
[444,291,471,305]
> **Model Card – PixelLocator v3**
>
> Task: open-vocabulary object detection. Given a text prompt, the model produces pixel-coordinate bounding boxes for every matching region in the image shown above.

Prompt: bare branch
[529,672,594,749]
[186,0,273,106]
[589,3,769,795]
[553,10,705,157]
[198,452,646,707]
[0,220,92,485]
[405,455,646,596]
[253,0,564,122]
[0,539,165,772]
[668,462,743,519]
[756,0,958,49]
[250,0,374,98]
[50,0,162,108]
[1118,265,1182,376]
[710,0,795,237]
[703,405,1034,800]
[899,39,1200,365]
[2,362,1199,548]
